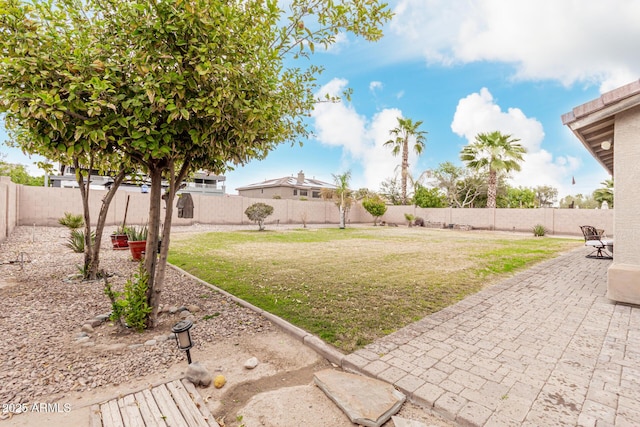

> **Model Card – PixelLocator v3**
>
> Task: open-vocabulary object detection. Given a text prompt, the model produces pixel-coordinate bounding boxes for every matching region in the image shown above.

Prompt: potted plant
[126,225,148,261]
[111,195,131,250]
[110,225,131,250]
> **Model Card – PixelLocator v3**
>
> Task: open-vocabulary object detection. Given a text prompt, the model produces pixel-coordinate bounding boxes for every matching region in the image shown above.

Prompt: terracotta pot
[128,240,146,261]
[110,234,129,250]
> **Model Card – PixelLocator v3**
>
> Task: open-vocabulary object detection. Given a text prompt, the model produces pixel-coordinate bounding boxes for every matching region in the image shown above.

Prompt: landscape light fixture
[171,319,194,364]
[601,140,612,150]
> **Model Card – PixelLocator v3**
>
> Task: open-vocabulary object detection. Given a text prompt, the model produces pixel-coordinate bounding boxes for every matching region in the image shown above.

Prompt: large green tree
[460,131,526,209]
[593,178,614,208]
[384,117,427,205]
[0,0,134,279]
[0,0,392,326]
[423,162,486,208]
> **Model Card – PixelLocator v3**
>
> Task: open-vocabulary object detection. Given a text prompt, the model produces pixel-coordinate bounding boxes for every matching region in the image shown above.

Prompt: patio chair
[579,225,613,259]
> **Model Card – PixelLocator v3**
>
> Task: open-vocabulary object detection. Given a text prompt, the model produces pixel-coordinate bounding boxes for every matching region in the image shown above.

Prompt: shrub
[66,229,95,253]
[404,213,415,227]
[245,202,274,231]
[58,212,84,230]
[414,217,425,227]
[532,224,547,237]
[362,197,387,225]
[104,263,152,332]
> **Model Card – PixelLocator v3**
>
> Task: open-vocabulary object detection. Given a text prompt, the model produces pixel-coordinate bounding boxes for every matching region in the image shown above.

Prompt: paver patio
[343,246,640,426]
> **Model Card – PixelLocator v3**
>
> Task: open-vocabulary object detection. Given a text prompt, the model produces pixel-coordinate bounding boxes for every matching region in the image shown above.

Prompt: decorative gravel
[0,225,275,407]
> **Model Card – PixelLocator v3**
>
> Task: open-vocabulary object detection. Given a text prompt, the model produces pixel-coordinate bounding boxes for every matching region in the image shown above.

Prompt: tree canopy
[0,0,392,326]
[460,131,526,209]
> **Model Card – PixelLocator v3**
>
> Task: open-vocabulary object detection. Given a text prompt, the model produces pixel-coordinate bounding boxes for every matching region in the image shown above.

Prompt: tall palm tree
[593,178,614,208]
[384,117,427,205]
[321,171,353,229]
[460,131,527,209]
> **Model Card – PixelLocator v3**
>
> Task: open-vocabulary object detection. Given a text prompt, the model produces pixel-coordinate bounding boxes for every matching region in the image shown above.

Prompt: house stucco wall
[608,104,640,304]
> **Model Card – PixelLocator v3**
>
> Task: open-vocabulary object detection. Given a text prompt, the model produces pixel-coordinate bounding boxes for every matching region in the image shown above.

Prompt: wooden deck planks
[181,379,219,427]
[150,384,187,427]
[100,399,124,427]
[134,389,168,427]
[166,380,209,427]
[90,404,104,427]
[95,379,217,427]
[118,394,145,427]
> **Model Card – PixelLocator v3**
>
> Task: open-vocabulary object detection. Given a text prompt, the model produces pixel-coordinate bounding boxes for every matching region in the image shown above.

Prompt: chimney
[297,170,305,184]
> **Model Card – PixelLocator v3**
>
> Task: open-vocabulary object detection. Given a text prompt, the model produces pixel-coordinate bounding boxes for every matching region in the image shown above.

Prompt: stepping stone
[314,369,405,427]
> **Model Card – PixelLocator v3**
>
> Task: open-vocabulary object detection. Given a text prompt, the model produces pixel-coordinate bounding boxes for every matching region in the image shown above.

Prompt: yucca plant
[532,224,547,237]
[66,230,95,253]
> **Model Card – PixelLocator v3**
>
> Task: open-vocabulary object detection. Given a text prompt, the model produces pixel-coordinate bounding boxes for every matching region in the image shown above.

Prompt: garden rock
[244,357,259,369]
[81,324,94,334]
[179,310,192,319]
[187,304,201,313]
[144,340,157,346]
[86,318,103,328]
[185,362,212,387]
[76,336,91,344]
[95,313,110,322]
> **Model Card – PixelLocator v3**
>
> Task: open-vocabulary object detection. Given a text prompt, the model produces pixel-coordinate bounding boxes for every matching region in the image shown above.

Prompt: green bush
[362,197,387,225]
[58,212,84,230]
[532,224,547,237]
[104,263,152,332]
[66,229,95,253]
[245,202,274,231]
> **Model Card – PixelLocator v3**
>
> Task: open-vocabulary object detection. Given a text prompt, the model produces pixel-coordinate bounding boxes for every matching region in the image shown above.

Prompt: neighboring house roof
[236,171,336,191]
[562,79,640,175]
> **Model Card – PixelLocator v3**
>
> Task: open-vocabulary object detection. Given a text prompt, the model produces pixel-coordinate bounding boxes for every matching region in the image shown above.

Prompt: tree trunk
[146,159,191,328]
[401,137,409,204]
[87,170,127,279]
[74,157,94,279]
[487,169,497,209]
[339,204,345,229]
[144,165,164,327]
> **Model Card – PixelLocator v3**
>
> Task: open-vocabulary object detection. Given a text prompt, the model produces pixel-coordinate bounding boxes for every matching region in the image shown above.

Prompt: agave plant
[66,230,95,253]
[126,225,148,242]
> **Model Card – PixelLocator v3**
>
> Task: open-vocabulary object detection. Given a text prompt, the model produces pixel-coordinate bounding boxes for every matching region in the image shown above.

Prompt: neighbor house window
[300,190,308,196]
[312,191,320,198]
[293,189,298,195]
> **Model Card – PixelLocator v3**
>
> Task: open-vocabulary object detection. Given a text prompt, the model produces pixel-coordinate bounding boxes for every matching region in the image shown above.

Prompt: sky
[2,0,639,200]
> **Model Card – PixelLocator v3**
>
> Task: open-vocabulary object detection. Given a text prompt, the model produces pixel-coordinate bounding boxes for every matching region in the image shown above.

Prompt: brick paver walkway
[343,247,640,426]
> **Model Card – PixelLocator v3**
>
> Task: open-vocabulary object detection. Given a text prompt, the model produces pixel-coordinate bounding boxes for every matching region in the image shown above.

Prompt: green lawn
[168,227,580,352]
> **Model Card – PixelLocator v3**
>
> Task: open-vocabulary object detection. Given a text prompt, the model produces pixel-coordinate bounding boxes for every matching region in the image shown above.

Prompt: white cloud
[312,78,415,190]
[390,0,640,92]
[451,87,582,197]
[369,81,383,92]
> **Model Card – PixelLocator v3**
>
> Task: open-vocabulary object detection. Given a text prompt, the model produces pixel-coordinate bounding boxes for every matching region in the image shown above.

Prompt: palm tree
[460,131,527,209]
[384,117,427,205]
[593,178,614,208]
[321,171,353,229]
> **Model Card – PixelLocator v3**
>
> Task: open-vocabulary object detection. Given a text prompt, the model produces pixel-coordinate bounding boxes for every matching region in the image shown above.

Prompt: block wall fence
[0,180,613,242]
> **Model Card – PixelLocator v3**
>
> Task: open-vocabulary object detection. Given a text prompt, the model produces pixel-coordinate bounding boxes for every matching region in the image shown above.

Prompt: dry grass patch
[169,227,580,352]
